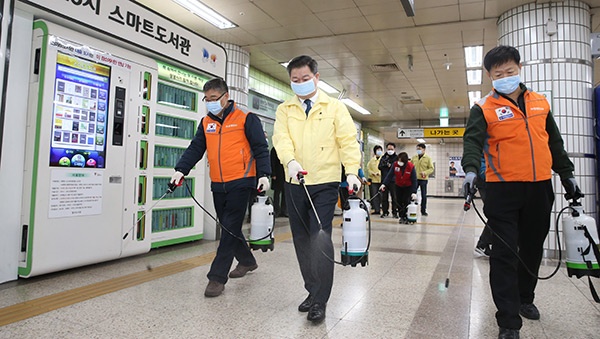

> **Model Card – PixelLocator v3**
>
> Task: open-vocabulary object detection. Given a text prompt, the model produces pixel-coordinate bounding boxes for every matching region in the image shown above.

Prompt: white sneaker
[474,246,490,258]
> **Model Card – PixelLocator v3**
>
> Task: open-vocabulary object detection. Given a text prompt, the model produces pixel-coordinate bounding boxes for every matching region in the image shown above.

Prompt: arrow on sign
[399,130,406,136]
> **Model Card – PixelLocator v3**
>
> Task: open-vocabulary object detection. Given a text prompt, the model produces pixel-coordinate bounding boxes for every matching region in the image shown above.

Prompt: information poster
[449,156,465,178]
[49,170,103,218]
[49,52,110,168]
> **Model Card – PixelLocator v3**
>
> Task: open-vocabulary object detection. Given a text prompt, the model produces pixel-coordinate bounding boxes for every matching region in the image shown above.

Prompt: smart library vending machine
[19,20,218,277]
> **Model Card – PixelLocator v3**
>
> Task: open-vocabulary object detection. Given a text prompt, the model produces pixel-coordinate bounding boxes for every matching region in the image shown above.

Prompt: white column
[219,43,249,111]
[498,0,596,255]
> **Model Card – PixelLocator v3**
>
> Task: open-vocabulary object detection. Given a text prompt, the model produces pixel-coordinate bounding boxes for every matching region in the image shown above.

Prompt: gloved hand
[257,176,270,192]
[463,172,477,198]
[562,177,583,200]
[379,184,386,192]
[287,160,304,182]
[411,193,417,201]
[170,171,185,185]
[346,174,361,193]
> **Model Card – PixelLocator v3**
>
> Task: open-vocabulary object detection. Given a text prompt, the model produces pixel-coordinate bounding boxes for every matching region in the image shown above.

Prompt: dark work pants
[207,187,256,284]
[483,181,554,330]
[369,182,381,213]
[381,184,397,215]
[285,182,338,304]
[394,185,412,218]
[475,181,493,248]
[273,185,287,216]
[417,179,428,213]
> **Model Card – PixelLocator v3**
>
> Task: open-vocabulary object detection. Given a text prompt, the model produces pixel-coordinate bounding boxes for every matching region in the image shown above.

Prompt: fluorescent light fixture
[417,138,426,143]
[341,98,371,115]
[439,107,449,118]
[464,46,483,68]
[173,0,237,29]
[439,118,449,127]
[400,0,415,17]
[280,62,289,68]
[467,69,482,85]
[317,81,339,94]
[468,90,481,107]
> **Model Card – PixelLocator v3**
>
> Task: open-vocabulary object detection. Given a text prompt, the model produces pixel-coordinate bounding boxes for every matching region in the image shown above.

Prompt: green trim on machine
[341,251,368,256]
[151,234,203,248]
[19,21,48,276]
[249,239,273,245]
[566,262,600,270]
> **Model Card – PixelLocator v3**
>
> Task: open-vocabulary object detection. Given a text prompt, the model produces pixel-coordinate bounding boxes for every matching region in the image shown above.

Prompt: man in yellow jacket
[273,55,361,323]
[411,143,434,216]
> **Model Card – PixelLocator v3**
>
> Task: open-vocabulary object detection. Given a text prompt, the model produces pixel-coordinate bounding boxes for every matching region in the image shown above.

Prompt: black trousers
[207,187,257,284]
[417,179,428,213]
[394,185,412,218]
[476,179,493,248]
[483,181,554,330]
[381,184,397,215]
[285,182,338,304]
[273,185,287,216]
[369,182,381,213]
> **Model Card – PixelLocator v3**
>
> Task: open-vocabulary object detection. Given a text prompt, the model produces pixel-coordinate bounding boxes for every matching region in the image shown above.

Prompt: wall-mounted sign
[20,0,226,76]
[424,127,465,138]
[397,128,424,139]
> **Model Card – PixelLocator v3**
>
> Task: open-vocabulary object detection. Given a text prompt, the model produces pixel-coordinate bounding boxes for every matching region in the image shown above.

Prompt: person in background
[273,55,361,323]
[411,143,434,216]
[462,45,581,339]
[367,145,383,215]
[270,146,287,217]
[378,143,398,218]
[380,152,417,223]
[170,78,271,298]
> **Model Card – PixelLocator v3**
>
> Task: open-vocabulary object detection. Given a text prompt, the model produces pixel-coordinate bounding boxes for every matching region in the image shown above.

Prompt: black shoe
[371,211,380,215]
[392,213,399,218]
[380,213,388,218]
[421,212,428,216]
[498,327,519,339]
[519,303,540,320]
[307,302,326,323]
[474,245,491,258]
[298,295,314,312]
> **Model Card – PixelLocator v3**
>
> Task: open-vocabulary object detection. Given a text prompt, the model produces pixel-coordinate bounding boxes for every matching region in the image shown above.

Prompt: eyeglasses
[202,92,226,102]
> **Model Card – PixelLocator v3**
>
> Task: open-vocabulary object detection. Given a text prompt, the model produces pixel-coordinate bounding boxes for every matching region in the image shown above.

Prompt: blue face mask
[206,100,223,114]
[291,78,316,96]
[492,75,521,94]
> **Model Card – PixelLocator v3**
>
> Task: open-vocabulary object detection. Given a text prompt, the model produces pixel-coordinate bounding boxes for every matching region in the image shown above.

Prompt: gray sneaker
[204,281,224,297]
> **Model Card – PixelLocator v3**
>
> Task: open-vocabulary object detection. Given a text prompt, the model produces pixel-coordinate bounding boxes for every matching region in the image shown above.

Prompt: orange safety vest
[202,108,256,183]
[479,90,552,182]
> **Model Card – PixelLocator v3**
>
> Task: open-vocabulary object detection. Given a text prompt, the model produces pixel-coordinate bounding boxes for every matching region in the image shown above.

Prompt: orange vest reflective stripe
[202,108,256,183]
[479,90,552,182]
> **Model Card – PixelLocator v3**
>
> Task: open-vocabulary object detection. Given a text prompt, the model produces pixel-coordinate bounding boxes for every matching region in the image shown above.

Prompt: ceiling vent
[370,63,399,72]
[400,96,423,105]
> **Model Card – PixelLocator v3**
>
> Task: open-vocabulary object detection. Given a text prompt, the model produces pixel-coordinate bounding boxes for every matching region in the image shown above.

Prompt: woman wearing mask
[367,145,383,214]
[380,152,417,223]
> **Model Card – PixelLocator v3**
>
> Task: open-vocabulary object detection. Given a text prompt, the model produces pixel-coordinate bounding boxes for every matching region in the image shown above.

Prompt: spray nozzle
[167,178,184,193]
[463,183,477,211]
[297,170,308,184]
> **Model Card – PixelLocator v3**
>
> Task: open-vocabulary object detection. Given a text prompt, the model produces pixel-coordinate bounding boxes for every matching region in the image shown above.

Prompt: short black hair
[483,46,521,72]
[287,55,318,76]
[203,78,228,93]
[373,145,383,153]
[386,142,396,149]
[417,143,426,149]
[398,152,409,163]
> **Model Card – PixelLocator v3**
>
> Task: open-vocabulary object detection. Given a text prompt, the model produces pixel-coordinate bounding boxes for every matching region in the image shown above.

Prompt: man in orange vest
[462,46,581,339]
[171,78,271,298]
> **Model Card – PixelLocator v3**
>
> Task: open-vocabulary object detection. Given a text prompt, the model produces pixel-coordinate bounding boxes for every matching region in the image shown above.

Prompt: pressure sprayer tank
[249,195,274,252]
[562,204,600,278]
[407,201,418,223]
[341,197,368,267]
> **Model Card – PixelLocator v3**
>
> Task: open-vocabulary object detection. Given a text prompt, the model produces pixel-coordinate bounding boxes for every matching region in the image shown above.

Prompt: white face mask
[416,149,423,155]
[398,161,405,167]
[387,150,395,155]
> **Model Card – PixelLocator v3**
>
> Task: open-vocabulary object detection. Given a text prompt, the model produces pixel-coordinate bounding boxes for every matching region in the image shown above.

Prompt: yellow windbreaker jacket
[273,89,361,185]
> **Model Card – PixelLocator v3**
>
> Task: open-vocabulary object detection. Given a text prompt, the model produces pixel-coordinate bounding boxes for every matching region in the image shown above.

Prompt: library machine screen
[49,52,111,168]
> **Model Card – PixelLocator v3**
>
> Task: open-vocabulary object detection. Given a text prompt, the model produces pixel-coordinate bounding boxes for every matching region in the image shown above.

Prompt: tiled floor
[1,197,599,338]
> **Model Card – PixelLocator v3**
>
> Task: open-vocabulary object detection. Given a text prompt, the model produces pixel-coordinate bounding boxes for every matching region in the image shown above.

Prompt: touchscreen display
[49,52,110,168]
